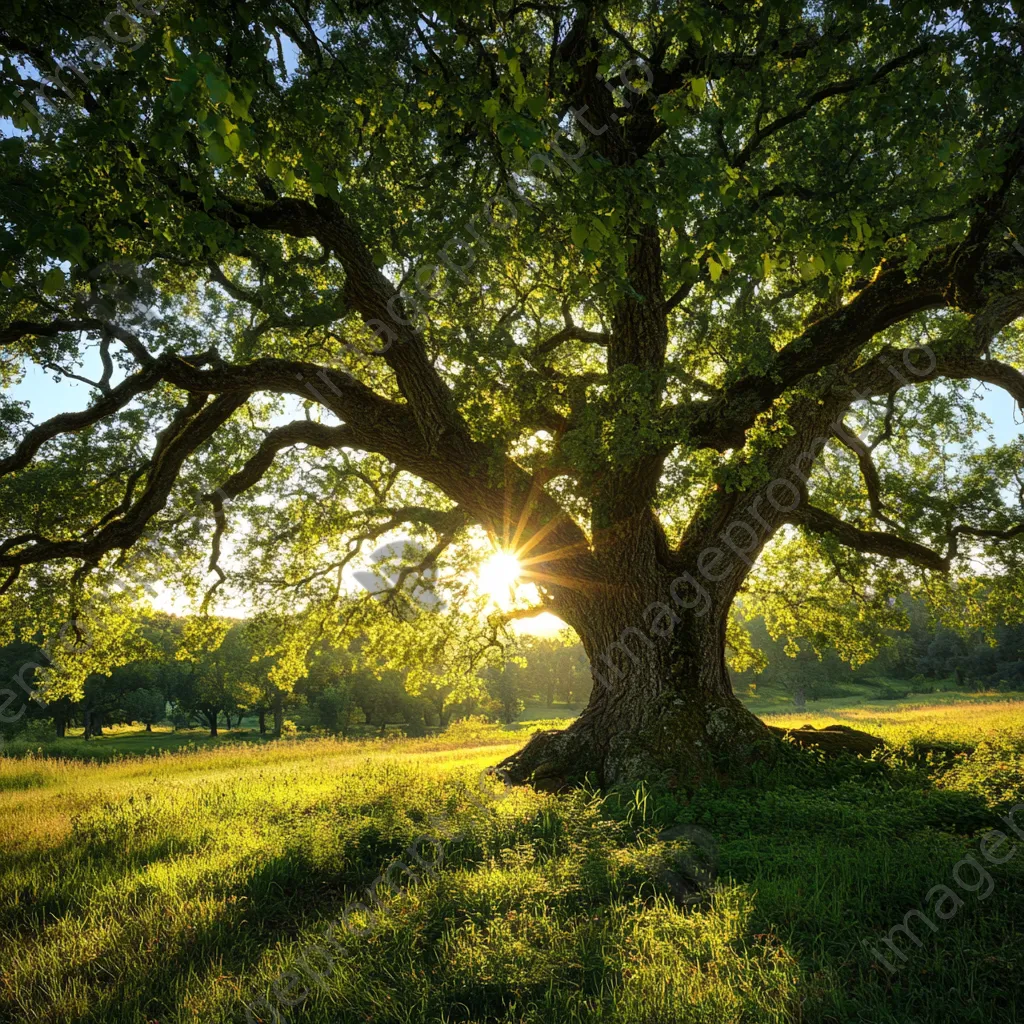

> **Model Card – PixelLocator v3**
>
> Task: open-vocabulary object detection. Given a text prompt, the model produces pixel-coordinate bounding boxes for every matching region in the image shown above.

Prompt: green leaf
[707,257,723,282]
[42,267,65,294]
[64,224,90,248]
[207,136,232,164]
[571,223,588,247]
[205,71,230,105]
[659,105,686,127]
[167,66,199,110]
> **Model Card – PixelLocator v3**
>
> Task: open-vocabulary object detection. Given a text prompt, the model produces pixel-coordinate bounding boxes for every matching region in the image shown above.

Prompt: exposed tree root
[768,723,884,757]
[495,715,885,792]
[495,697,782,790]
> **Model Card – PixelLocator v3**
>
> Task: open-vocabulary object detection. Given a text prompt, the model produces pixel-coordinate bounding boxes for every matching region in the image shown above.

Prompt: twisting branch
[1,316,155,364]
[202,420,360,605]
[731,45,929,169]
[206,420,358,509]
[847,347,1024,408]
[680,255,951,450]
[869,390,899,450]
[209,192,469,448]
[830,421,897,527]
[791,504,1024,574]
[946,522,1024,561]
[0,393,249,568]
[532,323,610,357]
[0,360,167,478]
[0,566,21,595]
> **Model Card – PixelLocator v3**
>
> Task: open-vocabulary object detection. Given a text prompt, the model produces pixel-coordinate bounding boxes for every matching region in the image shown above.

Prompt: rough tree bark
[201,708,218,738]
[499,587,773,789]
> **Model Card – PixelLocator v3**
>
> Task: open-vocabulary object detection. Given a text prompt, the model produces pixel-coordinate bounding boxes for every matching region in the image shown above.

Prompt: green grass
[2,705,1024,1023]
[0,724,271,761]
[764,692,1024,752]
[517,703,581,723]
[736,677,986,710]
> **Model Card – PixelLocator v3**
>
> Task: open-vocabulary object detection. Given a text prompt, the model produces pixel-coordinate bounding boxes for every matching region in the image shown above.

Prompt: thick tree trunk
[145,723,152,732]
[258,709,266,735]
[494,387,886,789]
[497,580,775,789]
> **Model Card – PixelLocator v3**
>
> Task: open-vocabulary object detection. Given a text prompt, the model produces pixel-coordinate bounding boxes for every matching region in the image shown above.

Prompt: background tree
[2,2,1024,786]
[483,664,526,725]
[513,636,591,708]
[298,647,358,736]
[171,618,251,736]
[121,687,166,732]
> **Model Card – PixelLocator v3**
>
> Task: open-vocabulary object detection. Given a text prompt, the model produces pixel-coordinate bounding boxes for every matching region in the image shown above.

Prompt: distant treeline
[732,598,1024,702]
[0,613,591,741]
[9,597,1019,742]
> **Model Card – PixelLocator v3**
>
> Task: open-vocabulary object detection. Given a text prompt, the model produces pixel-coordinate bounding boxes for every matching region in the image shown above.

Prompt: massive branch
[212,193,469,450]
[788,503,949,572]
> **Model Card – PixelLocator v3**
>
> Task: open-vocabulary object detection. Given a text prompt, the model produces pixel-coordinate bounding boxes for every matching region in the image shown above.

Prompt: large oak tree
[2,1,1024,785]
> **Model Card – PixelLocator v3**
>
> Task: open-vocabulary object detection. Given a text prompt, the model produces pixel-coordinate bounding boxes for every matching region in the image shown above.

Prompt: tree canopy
[2,1,1024,783]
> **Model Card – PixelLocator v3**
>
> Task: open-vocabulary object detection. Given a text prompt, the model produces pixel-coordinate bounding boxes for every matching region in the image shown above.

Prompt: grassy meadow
[2,703,1024,1023]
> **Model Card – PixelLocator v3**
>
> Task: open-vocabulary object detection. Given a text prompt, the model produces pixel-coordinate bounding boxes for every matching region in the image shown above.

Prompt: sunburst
[477,550,522,609]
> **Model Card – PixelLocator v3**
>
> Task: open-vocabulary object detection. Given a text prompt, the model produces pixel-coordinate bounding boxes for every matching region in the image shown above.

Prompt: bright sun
[478,550,521,608]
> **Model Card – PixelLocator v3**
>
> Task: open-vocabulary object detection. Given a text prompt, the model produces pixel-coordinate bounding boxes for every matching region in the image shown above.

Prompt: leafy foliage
[0,2,1022,718]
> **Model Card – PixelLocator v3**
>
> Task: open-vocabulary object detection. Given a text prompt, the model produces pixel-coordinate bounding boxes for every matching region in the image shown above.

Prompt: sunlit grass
[2,702,1024,1022]
[765,693,1024,750]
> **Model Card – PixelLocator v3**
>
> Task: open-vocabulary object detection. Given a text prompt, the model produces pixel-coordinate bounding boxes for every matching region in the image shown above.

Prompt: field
[2,704,1024,1023]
